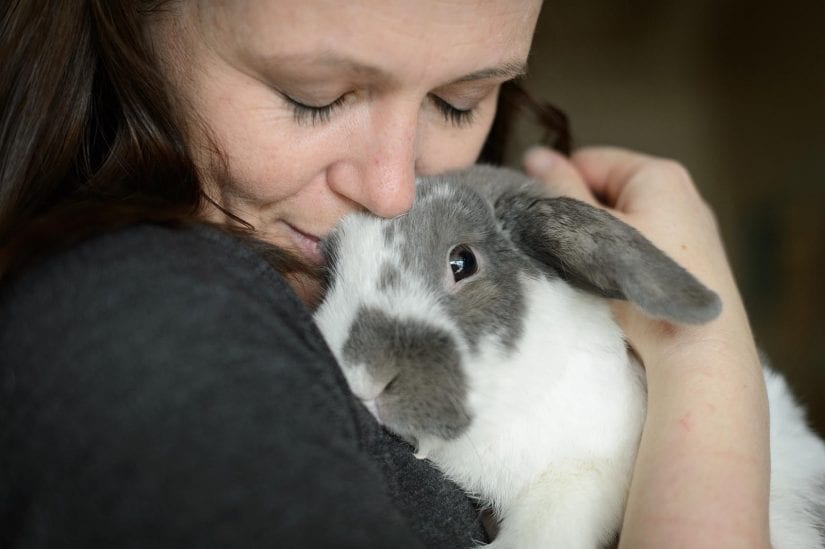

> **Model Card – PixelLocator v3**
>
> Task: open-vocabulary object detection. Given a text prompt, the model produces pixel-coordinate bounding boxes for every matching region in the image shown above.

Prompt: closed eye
[430,95,475,127]
[283,94,348,125]
[283,92,476,128]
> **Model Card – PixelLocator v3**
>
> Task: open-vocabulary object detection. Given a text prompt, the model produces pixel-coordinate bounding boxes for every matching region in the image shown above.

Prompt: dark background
[524,1,825,436]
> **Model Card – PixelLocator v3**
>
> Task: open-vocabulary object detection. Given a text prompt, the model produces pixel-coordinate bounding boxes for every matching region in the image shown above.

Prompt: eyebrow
[454,61,528,83]
[260,51,527,84]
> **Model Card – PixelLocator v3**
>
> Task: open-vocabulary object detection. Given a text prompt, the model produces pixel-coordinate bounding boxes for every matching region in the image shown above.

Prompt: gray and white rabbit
[313,165,825,548]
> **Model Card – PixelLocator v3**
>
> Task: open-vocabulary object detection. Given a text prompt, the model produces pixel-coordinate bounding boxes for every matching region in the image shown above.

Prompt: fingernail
[523,146,557,176]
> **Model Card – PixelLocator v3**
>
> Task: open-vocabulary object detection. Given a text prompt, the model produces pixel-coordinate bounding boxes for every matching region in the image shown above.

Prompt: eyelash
[286,95,347,125]
[431,95,476,128]
[283,94,476,128]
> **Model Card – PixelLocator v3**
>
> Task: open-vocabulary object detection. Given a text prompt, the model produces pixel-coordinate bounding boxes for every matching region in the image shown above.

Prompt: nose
[326,105,417,218]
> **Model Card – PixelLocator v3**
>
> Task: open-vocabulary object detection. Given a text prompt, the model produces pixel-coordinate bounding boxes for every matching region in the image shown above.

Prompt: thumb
[522,146,597,205]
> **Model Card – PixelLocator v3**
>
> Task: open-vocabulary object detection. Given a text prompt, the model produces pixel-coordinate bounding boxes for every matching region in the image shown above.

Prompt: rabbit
[313,165,825,549]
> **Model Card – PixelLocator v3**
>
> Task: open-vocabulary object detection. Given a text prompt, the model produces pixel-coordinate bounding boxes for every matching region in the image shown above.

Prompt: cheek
[187,65,334,204]
[211,120,330,203]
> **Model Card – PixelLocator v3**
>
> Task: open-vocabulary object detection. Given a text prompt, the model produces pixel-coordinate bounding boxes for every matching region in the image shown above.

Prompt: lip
[283,222,325,266]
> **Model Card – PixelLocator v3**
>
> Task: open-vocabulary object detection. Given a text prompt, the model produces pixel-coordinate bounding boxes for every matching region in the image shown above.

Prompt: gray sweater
[0,224,487,548]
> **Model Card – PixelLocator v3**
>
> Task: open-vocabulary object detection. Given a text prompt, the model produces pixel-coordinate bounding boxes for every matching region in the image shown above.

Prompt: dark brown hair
[480,80,571,165]
[0,1,570,282]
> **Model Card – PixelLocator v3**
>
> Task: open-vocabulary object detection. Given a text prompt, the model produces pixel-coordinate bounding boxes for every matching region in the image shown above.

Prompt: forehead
[197,0,541,84]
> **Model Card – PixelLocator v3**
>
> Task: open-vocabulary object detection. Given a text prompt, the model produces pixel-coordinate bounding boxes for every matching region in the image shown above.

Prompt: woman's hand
[524,146,771,548]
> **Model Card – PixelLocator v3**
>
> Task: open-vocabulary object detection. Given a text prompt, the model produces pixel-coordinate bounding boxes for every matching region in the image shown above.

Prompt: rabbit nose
[339,306,473,440]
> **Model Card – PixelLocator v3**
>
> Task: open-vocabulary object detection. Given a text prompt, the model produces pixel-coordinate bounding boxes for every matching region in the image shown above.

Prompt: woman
[0,1,770,547]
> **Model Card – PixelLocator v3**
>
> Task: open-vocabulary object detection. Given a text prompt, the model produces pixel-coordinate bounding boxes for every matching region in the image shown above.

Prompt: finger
[522,146,598,205]
[570,146,658,207]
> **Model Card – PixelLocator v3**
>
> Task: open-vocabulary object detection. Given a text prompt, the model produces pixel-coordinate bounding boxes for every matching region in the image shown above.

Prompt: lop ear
[496,193,722,324]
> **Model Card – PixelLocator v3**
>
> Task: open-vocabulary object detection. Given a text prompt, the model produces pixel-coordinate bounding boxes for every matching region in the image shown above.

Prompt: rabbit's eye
[449,244,478,282]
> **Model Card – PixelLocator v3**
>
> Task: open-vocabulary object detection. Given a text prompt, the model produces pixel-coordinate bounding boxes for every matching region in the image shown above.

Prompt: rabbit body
[764,367,825,548]
[416,277,645,549]
[314,166,825,548]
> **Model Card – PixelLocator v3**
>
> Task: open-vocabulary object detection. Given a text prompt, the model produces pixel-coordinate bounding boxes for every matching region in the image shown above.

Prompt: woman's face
[152,0,542,265]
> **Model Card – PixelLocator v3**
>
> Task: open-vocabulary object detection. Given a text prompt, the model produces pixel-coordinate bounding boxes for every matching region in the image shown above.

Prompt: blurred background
[523,1,824,435]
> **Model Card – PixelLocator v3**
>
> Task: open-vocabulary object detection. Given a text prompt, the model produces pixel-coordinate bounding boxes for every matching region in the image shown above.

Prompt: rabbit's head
[313,165,720,447]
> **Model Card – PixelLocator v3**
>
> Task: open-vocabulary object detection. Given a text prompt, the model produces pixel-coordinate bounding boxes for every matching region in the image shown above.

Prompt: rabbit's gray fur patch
[382,181,531,353]
[342,306,471,441]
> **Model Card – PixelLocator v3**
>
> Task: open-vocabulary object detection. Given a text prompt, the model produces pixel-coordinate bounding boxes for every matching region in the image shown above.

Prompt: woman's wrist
[618,294,771,548]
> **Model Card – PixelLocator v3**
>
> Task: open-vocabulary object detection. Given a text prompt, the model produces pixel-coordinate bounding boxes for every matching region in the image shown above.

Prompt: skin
[525,146,771,548]
[151,1,771,545]
[150,0,540,276]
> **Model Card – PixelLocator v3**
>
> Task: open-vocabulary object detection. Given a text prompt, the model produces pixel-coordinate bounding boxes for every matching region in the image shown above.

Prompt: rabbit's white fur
[418,276,645,548]
[316,213,463,405]
[315,171,825,549]
[765,367,825,548]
